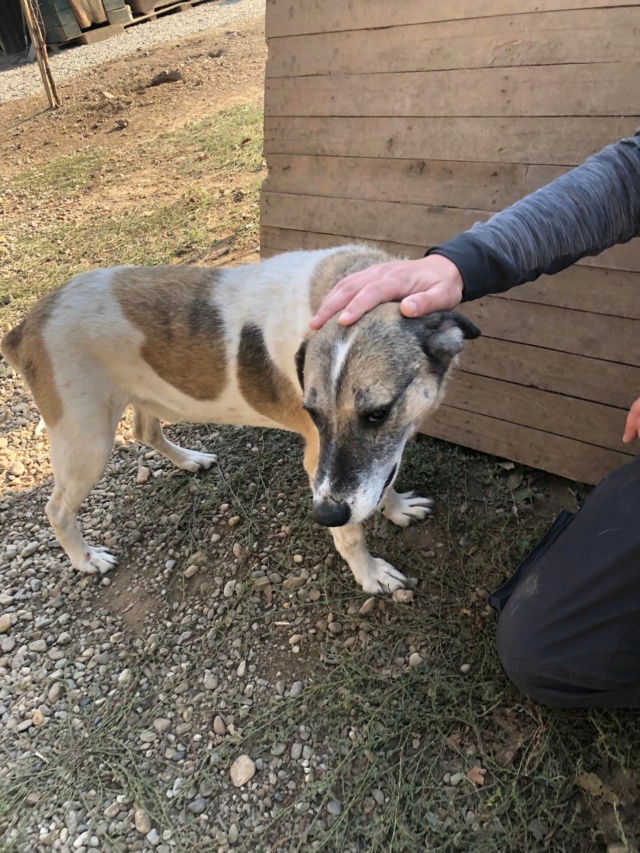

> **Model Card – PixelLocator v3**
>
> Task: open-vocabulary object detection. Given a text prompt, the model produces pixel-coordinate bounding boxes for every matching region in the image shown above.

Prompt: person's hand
[623,397,640,443]
[309,254,464,329]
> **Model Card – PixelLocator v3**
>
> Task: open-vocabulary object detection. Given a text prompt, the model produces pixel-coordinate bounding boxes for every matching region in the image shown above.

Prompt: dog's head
[296,305,480,527]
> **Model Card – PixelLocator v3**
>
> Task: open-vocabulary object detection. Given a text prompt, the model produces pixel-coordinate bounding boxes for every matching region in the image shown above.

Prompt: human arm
[310,128,640,328]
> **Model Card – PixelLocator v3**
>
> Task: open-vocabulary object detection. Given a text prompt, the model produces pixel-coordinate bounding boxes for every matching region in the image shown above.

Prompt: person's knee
[496,600,576,707]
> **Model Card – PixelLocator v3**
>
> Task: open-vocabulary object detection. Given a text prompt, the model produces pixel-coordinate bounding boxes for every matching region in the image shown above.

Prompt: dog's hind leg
[132,408,216,472]
[381,488,433,528]
[330,523,409,594]
[46,400,125,575]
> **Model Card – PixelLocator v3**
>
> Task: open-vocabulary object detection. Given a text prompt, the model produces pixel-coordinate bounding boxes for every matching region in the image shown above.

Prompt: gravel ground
[0,0,265,104]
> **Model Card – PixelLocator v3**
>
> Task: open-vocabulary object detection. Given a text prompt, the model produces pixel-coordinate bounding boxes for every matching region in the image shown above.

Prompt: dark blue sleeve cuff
[425,233,586,302]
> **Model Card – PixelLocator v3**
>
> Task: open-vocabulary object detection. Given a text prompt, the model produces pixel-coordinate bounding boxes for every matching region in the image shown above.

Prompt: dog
[1,245,480,594]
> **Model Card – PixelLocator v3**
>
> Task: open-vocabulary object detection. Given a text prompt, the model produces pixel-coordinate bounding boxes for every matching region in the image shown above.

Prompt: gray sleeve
[428,128,640,301]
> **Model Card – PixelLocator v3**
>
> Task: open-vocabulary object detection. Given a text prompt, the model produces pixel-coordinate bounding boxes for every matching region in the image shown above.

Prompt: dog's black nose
[312,500,351,527]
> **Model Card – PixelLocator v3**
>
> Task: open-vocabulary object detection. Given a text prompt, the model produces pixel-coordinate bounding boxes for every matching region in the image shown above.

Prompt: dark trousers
[490,455,640,708]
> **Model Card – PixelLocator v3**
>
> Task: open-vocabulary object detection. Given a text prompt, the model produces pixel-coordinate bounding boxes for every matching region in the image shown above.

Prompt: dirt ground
[1,13,640,853]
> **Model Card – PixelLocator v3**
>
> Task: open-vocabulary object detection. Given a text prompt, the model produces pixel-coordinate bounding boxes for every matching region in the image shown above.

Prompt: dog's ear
[295,338,308,390]
[416,311,481,363]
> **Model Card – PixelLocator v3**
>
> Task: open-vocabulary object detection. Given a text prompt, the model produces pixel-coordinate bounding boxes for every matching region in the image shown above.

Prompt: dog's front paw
[177,449,217,472]
[361,558,408,594]
[74,546,118,575]
[382,490,433,528]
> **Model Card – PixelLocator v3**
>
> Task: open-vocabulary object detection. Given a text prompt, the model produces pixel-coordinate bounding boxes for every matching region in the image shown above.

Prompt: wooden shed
[261,0,640,485]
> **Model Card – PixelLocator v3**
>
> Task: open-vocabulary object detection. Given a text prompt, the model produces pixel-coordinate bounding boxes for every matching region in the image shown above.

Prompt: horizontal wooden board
[421,405,633,485]
[266,63,640,119]
[265,154,567,212]
[457,337,640,410]
[445,372,631,453]
[260,193,640,273]
[262,228,640,321]
[462,297,640,367]
[267,8,640,77]
[264,115,640,167]
[266,0,640,38]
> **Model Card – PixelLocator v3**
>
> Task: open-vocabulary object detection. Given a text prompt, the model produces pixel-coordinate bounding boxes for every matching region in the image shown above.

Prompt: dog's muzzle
[312,499,351,528]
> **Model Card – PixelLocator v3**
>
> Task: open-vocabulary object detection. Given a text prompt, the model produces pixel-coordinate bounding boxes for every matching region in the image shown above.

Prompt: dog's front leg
[330,523,408,595]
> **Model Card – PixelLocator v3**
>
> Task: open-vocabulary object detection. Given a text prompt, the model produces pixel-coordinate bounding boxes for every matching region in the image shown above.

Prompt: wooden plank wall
[261,0,640,484]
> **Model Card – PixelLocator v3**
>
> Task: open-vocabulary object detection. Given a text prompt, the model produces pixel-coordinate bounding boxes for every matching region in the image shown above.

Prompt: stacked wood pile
[261,0,640,485]
[40,0,132,44]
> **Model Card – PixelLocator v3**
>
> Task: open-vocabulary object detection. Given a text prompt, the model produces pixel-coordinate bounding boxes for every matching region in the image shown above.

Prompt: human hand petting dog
[623,397,640,443]
[309,254,464,329]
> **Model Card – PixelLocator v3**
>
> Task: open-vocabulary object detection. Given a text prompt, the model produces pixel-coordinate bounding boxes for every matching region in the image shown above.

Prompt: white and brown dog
[1,245,479,594]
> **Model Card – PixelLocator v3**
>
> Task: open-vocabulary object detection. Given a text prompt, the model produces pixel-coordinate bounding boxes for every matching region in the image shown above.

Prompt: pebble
[358,597,377,616]
[228,515,241,527]
[48,682,63,703]
[409,653,423,668]
[134,808,152,834]
[460,664,471,674]
[147,828,160,845]
[188,796,207,814]
[11,460,25,476]
[184,565,199,578]
[32,709,44,726]
[0,614,12,633]
[228,823,239,844]
[137,466,151,484]
[28,639,47,652]
[153,718,171,734]
[271,743,286,756]
[57,631,72,646]
[291,743,303,760]
[327,800,342,816]
[104,803,121,819]
[230,754,256,787]
[392,589,414,604]
[289,681,303,698]
[213,715,227,735]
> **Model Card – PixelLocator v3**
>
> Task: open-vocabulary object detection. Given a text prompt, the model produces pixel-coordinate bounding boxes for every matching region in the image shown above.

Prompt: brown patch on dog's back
[1,290,64,426]
[113,267,227,400]
[237,323,311,434]
[308,246,391,315]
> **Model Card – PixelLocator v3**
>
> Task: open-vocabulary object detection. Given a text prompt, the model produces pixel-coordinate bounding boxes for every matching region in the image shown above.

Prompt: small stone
[289,681,303,698]
[288,634,303,645]
[57,632,72,646]
[328,622,343,635]
[392,589,414,604]
[48,682,62,703]
[0,614,12,633]
[228,823,239,844]
[409,653,423,668]
[213,715,227,735]
[104,803,120,819]
[2,636,15,652]
[237,660,246,677]
[184,565,199,578]
[11,460,25,476]
[223,581,236,598]
[460,664,471,674]
[118,668,132,686]
[149,69,183,86]
[153,718,171,733]
[283,576,306,590]
[327,800,342,816]
[450,772,465,786]
[230,754,256,787]
[136,467,151,485]
[291,742,303,760]
[607,844,628,853]
[358,597,377,616]
[293,554,304,564]
[32,709,44,726]
[187,796,207,814]
[228,515,241,527]
[204,675,218,690]
[140,730,157,743]
[146,828,160,845]
[372,789,384,805]
[134,808,151,834]
[17,719,33,732]
[271,743,286,756]
[28,639,47,652]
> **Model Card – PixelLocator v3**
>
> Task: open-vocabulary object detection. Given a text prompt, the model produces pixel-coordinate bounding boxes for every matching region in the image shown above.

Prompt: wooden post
[19,0,61,110]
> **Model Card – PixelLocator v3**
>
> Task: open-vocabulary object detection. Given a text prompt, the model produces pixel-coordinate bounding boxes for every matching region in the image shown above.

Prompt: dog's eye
[365,406,391,425]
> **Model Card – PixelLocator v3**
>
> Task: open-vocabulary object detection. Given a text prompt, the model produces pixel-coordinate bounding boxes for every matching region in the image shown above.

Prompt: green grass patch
[12,148,107,196]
